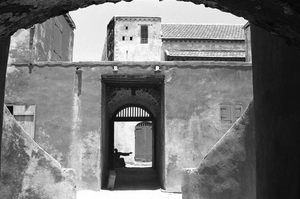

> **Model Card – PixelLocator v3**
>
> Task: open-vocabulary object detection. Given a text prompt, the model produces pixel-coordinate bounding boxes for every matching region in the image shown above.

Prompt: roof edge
[63,13,76,30]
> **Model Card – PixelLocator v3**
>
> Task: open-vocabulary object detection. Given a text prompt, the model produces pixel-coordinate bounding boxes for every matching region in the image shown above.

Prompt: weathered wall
[251,24,300,199]
[0,105,76,199]
[4,65,102,190]
[113,17,162,61]
[181,100,255,199]
[0,1,300,199]
[5,62,252,192]
[32,15,74,61]
[164,66,252,191]
[8,15,74,65]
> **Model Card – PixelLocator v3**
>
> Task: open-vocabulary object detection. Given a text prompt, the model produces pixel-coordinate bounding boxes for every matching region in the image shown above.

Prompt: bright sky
[69,0,247,61]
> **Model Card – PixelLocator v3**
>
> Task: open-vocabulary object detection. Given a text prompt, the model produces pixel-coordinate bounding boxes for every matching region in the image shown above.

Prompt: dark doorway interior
[101,75,165,190]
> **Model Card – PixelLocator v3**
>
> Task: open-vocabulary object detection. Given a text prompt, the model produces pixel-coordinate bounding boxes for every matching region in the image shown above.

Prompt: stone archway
[0,1,299,199]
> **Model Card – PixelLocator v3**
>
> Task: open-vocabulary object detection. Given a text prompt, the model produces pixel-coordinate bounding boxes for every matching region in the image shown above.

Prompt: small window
[141,25,148,44]
[220,104,243,123]
[122,36,125,41]
[220,105,231,122]
[6,104,36,139]
[233,105,243,120]
[125,26,128,30]
[130,36,133,41]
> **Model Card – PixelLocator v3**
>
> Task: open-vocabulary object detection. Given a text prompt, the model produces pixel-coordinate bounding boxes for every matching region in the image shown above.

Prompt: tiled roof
[166,50,245,58]
[161,24,245,40]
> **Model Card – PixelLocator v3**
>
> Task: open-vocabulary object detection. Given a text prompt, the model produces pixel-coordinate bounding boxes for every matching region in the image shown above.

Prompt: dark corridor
[101,75,165,190]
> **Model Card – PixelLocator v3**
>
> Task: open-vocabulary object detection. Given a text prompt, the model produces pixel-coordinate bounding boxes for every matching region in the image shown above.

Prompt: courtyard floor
[77,190,182,199]
[77,162,182,199]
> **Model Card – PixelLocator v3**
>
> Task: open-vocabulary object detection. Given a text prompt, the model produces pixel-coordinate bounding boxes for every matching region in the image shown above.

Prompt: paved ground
[77,162,183,199]
[77,190,182,199]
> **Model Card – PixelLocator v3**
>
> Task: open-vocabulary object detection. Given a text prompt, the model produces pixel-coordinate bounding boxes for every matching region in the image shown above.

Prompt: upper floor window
[140,25,148,44]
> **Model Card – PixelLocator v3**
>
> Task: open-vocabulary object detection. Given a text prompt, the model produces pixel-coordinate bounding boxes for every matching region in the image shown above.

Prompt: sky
[69,0,247,61]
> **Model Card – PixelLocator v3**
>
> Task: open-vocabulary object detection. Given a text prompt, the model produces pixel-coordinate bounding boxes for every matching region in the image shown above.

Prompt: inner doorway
[113,106,158,190]
[114,120,153,168]
[101,75,165,190]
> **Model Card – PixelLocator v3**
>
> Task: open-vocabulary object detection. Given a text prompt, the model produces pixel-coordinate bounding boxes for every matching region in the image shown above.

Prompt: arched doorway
[101,75,165,190]
[114,106,153,168]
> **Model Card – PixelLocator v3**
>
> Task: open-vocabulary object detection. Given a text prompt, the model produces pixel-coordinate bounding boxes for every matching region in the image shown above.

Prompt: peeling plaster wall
[8,29,31,65]
[0,106,76,199]
[32,15,74,61]
[164,66,252,191]
[181,101,255,199]
[4,62,252,191]
[7,15,74,66]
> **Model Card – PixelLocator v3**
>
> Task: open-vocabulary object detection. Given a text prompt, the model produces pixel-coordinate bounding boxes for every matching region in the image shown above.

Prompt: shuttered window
[220,105,231,122]
[233,105,243,120]
[7,105,36,139]
[140,25,148,44]
[220,104,243,123]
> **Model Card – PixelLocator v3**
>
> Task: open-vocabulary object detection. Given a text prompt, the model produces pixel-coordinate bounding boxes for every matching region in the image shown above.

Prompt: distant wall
[113,18,162,61]
[114,122,139,164]
[8,15,74,65]
[0,105,76,199]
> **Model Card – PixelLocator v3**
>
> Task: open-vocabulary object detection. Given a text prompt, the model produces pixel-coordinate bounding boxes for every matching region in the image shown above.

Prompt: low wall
[182,100,255,199]
[0,105,76,199]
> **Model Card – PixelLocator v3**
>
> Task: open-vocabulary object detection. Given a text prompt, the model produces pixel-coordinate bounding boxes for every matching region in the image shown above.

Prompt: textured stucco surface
[8,15,74,65]
[181,100,255,199]
[164,67,252,191]
[0,0,300,198]
[0,105,76,199]
[5,62,252,192]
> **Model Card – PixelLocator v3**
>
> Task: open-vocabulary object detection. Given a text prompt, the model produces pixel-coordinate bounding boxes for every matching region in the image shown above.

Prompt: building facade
[103,16,247,62]
[104,16,162,61]
[4,16,253,192]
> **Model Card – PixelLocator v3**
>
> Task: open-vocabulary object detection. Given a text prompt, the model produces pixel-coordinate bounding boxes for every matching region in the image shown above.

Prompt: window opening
[5,104,36,139]
[220,104,243,123]
[122,36,125,41]
[116,106,151,118]
[140,25,148,44]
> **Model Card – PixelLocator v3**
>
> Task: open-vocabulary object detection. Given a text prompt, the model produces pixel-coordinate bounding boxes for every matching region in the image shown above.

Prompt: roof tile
[161,24,245,40]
